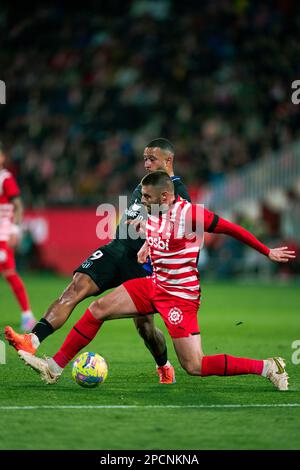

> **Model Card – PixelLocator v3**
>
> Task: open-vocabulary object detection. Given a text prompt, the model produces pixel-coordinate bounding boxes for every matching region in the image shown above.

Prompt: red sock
[53,308,103,368]
[5,273,30,311]
[201,354,263,376]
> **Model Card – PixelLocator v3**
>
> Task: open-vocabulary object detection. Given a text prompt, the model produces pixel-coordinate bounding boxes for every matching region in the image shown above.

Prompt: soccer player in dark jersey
[18,172,295,390]
[5,138,190,383]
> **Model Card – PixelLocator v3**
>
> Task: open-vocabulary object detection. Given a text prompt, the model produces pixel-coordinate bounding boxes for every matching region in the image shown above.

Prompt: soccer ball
[72,352,108,388]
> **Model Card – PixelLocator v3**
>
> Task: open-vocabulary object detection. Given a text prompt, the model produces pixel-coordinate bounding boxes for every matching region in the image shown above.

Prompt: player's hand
[137,242,150,264]
[268,247,296,263]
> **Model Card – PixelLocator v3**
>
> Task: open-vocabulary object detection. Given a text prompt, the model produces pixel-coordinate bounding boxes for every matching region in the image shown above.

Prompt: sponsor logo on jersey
[168,307,183,325]
[132,200,142,211]
[125,208,140,218]
[148,236,170,251]
[125,199,146,219]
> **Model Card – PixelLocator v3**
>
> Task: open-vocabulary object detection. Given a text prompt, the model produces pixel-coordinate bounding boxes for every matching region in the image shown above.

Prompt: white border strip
[0,404,299,410]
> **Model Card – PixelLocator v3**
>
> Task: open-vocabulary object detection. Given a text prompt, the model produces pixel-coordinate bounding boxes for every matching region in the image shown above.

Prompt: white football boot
[18,350,61,384]
[264,357,289,391]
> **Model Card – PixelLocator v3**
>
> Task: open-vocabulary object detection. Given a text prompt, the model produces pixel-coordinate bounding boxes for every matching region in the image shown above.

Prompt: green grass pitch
[0,274,300,450]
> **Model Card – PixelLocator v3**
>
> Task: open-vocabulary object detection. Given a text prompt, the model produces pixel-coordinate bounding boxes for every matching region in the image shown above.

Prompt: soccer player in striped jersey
[19,171,295,390]
[0,143,36,331]
[6,139,190,383]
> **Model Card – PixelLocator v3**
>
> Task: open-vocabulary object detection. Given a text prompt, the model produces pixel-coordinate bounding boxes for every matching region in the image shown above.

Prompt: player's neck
[165,166,174,177]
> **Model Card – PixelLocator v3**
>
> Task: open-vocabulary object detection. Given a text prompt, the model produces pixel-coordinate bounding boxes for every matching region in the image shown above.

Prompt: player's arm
[203,208,296,263]
[12,196,23,226]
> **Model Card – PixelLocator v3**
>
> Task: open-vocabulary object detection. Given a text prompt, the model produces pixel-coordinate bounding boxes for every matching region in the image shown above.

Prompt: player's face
[143,147,167,173]
[141,185,162,213]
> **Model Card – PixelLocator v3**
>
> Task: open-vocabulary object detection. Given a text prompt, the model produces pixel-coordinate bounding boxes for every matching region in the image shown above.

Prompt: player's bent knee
[72,273,99,297]
[89,298,112,320]
[58,283,82,308]
[58,273,97,307]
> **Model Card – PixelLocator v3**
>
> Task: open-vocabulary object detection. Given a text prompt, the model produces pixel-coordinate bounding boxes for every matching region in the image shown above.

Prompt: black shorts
[74,240,148,294]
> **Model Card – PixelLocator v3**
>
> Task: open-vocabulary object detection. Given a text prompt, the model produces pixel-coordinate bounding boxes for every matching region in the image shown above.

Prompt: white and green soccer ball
[72,352,108,388]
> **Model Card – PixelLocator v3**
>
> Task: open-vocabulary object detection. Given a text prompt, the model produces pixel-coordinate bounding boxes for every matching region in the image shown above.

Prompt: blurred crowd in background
[1,0,299,278]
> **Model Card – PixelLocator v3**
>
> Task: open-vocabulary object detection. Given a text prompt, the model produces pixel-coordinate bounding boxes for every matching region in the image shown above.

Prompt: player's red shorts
[0,241,16,272]
[123,277,200,338]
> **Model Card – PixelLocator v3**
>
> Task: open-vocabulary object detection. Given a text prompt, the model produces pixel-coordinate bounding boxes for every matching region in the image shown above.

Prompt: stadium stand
[0,0,299,277]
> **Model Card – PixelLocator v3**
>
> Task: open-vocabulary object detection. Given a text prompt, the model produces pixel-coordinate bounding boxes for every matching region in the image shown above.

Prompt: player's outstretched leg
[18,284,139,384]
[5,272,99,354]
[133,316,175,384]
[172,336,289,391]
[199,354,288,390]
[200,354,288,391]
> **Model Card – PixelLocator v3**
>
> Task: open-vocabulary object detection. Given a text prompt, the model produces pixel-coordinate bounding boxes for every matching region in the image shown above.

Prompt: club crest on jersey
[147,236,169,251]
[168,307,183,325]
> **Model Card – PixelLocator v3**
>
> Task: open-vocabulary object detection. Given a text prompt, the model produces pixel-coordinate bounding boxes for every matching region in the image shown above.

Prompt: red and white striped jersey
[0,169,20,241]
[146,197,216,301]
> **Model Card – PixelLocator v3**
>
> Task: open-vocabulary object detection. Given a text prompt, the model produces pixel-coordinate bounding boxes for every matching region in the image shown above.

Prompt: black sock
[32,318,54,343]
[153,347,168,367]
